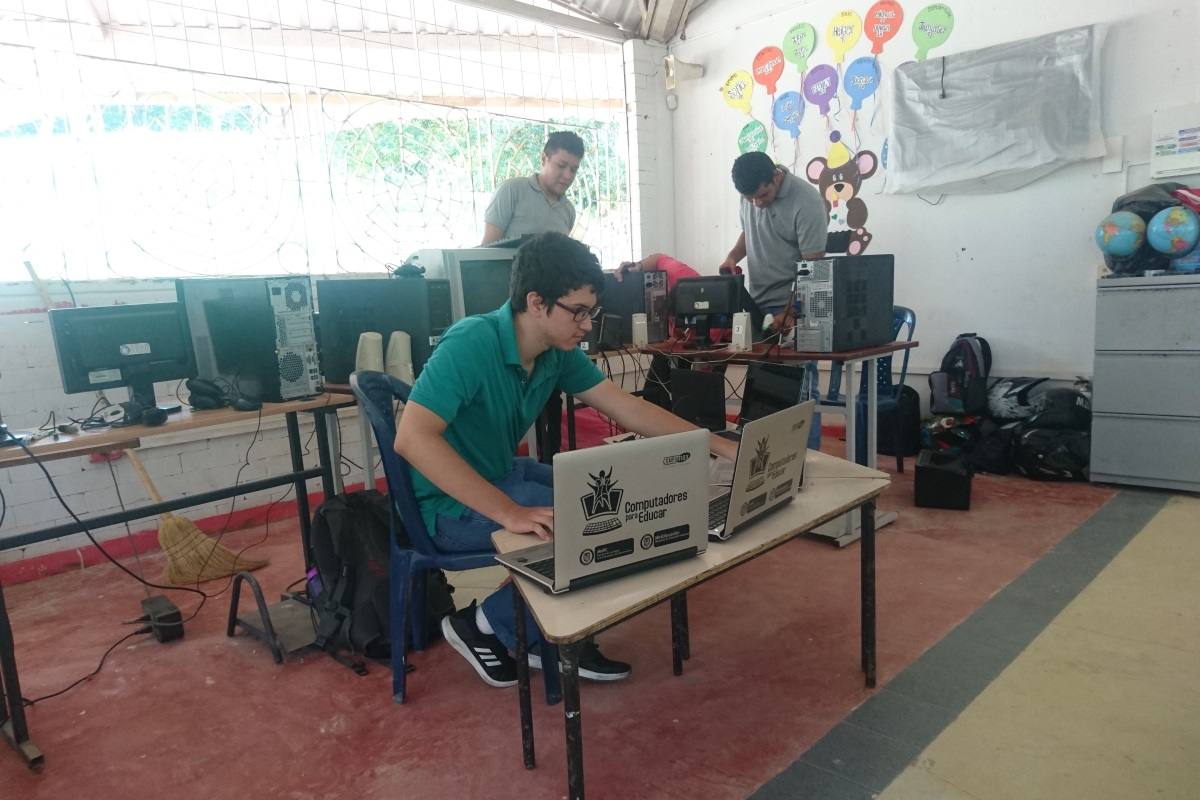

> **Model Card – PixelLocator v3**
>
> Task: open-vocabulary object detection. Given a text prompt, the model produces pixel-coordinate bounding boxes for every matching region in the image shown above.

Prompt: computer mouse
[231,397,262,412]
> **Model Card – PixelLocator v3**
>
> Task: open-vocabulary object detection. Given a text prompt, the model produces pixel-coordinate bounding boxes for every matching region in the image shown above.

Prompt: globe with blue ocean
[1094,211,1146,257]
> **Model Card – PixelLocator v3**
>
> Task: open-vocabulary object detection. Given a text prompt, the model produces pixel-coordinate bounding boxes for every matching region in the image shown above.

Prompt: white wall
[623,39,677,258]
[661,0,1200,379]
[0,279,367,563]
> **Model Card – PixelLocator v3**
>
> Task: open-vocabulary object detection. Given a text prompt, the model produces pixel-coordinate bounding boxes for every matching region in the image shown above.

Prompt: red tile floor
[1,439,1115,799]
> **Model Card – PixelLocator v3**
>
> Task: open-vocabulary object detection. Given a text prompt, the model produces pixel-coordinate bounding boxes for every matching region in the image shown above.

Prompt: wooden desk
[0,393,350,771]
[493,451,889,799]
[641,340,918,545]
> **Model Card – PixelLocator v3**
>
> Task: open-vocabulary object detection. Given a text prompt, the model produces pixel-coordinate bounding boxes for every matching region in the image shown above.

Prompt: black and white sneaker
[529,639,631,682]
[441,601,518,688]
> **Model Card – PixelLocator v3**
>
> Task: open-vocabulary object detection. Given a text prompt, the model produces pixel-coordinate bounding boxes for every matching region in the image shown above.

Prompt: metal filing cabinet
[1091,273,1200,491]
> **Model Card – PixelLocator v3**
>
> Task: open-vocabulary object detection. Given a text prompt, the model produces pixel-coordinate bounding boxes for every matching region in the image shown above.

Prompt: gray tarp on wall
[884,25,1106,195]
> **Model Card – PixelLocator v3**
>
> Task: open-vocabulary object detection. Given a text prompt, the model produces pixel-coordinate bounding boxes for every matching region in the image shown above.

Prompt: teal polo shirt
[408,301,604,536]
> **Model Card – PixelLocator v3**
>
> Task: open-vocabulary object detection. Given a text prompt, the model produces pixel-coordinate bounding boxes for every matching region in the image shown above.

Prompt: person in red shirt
[614,252,699,289]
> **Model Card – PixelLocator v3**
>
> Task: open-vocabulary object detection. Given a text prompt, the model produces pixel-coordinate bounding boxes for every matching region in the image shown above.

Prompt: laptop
[496,429,709,594]
[718,361,808,442]
[708,401,814,541]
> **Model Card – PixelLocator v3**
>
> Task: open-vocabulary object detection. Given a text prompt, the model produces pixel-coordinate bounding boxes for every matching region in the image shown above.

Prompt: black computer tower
[793,255,895,352]
[177,277,321,403]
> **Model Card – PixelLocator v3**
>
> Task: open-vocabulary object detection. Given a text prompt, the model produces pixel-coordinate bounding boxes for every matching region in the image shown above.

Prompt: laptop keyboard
[526,559,555,580]
[708,493,731,530]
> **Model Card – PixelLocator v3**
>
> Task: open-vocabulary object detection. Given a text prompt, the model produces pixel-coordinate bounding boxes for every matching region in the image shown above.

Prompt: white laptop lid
[551,428,709,591]
[718,400,814,538]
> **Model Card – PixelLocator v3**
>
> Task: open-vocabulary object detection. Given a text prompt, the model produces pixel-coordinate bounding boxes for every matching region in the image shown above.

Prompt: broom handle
[123,450,165,505]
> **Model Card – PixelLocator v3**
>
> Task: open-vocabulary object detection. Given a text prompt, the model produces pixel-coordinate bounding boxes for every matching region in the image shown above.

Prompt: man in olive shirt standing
[721,151,828,313]
[481,131,585,244]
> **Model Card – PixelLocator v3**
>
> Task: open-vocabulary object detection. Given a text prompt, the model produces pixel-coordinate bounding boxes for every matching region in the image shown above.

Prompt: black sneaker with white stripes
[529,639,631,682]
[441,601,517,688]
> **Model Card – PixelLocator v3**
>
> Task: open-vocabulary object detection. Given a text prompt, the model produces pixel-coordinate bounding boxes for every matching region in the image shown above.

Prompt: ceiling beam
[448,0,630,44]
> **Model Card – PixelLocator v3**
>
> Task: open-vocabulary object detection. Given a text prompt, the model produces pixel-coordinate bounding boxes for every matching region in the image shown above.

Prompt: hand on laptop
[500,504,555,541]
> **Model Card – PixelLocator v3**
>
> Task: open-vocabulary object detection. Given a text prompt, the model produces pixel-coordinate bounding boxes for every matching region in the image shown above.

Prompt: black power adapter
[140,595,184,643]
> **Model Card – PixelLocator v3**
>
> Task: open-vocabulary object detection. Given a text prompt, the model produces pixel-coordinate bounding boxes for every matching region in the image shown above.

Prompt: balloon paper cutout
[783,22,818,75]
[826,10,863,65]
[772,91,805,139]
[738,120,769,154]
[864,0,904,55]
[802,63,839,121]
[913,4,954,61]
[753,46,785,96]
[843,56,881,110]
[721,70,754,114]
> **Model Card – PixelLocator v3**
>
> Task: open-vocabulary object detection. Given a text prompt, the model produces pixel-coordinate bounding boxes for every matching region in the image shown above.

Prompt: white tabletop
[492,450,889,644]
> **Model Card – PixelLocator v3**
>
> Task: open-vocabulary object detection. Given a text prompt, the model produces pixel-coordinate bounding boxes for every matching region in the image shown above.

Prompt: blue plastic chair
[820,306,917,471]
[350,371,559,704]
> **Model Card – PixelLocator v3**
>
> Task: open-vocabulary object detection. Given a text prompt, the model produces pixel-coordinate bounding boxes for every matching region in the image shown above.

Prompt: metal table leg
[0,581,43,771]
[312,410,336,501]
[861,499,877,688]
[514,589,535,769]
[561,640,585,799]
[670,592,687,676]
[285,413,314,571]
[327,409,345,496]
[357,406,377,490]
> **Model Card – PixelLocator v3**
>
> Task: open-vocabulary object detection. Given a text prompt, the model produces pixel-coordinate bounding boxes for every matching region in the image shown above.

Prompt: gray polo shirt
[484,175,576,238]
[740,168,828,309]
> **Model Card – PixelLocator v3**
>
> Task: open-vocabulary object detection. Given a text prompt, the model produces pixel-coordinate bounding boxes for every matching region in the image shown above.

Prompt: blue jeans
[433,457,552,652]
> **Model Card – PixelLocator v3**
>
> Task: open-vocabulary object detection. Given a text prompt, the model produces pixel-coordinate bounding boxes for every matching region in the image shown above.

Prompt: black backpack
[309,490,455,669]
[1011,427,1090,481]
[930,333,992,415]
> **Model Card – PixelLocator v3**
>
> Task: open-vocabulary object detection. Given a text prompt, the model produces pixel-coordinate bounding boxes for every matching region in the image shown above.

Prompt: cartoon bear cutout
[805,131,878,256]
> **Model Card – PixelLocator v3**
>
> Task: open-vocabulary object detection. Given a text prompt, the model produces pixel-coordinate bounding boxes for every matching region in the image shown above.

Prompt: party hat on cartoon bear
[826,130,852,168]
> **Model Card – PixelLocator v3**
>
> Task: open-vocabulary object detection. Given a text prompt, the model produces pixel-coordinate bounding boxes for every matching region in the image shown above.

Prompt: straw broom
[124,450,267,584]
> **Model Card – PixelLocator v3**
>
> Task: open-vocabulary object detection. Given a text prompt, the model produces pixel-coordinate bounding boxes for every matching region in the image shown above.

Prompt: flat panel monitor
[672,275,745,346]
[315,277,436,384]
[48,302,196,410]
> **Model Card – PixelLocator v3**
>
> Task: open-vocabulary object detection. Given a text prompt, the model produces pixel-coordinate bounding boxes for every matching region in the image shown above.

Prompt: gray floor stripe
[751,489,1169,800]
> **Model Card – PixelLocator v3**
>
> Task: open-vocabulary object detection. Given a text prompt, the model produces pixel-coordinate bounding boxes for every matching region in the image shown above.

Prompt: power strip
[141,595,184,643]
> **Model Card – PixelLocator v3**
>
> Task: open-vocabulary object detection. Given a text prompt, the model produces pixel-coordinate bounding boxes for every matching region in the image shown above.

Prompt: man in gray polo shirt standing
[481,131,585,244]
[720,151,828,313]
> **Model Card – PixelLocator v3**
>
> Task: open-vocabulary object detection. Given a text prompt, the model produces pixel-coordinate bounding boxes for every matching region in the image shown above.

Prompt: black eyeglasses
[553,301,603,322]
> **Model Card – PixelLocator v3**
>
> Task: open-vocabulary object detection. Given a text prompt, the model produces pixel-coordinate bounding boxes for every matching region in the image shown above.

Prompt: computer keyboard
[527,559,555,580]
[708,493,731,529]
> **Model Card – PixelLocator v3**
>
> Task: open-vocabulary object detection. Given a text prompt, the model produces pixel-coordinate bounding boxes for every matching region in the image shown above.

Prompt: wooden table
[641,340,918,545]
[493,451,889,799]
[0,393,351,771]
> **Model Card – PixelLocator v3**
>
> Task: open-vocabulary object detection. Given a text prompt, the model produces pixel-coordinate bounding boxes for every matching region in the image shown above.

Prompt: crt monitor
[409,247,516,320]
[460,257,514,317]
[48,302,196,410]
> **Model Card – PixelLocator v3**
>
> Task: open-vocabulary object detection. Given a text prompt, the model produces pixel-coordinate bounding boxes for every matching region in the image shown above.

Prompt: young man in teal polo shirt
[396,232,739,688]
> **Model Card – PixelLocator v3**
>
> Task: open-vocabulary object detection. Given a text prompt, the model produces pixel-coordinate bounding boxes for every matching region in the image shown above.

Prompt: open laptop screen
[739,362,807,426]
